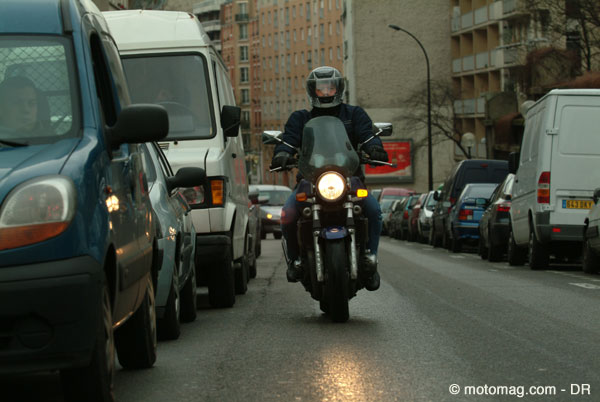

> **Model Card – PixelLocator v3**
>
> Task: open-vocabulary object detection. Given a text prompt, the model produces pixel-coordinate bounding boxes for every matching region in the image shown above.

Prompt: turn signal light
[296,192,307,202]
[210,179,224,206]
[356,189,368,198]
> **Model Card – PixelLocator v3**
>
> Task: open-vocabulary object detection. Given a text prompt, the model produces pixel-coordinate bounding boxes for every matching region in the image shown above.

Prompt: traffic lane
[378,237,600,398]
[116,238,481,402]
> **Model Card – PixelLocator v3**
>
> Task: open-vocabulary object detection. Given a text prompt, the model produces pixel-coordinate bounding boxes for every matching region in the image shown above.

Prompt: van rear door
[551,94,600,225]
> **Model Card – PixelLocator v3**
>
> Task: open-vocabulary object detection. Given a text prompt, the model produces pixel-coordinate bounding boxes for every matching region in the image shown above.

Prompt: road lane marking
[449,255,465,259]
[569,283,600,289]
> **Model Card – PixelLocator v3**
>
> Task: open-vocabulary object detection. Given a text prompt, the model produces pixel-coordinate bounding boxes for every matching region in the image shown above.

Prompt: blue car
[0,1,168,400]
[140,142,206,341]
[446,183,498,253]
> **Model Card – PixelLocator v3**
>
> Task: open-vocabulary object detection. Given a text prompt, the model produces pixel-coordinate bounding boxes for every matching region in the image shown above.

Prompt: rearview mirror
[262,130,283,145]
[166,167,207,193]
[374,122,393,137]
[109,104,169,147]
[221,105,241,137]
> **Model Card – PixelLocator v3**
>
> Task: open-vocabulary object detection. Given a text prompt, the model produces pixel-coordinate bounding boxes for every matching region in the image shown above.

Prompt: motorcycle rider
[271,66,388,291]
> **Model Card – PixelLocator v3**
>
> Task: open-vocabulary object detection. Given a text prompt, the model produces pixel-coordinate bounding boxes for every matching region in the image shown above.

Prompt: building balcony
[454,97,486,116]
[193,0,221,14]
[201,19,221,32]
[501,0,530,19]
[235,13,249,22]
[492,45,523,68]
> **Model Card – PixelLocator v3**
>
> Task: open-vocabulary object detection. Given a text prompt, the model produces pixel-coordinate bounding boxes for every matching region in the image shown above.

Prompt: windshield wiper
[0,139,28,147]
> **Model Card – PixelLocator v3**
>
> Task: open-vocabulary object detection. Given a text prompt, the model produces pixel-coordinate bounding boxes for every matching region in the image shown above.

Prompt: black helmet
[306,66,344,108]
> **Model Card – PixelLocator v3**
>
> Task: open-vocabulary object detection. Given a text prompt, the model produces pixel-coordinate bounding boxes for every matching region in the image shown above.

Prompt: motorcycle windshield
[298,116,359,182]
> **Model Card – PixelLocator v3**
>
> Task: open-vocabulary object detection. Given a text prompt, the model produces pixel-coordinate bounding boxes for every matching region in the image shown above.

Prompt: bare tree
[526,0,600,72]
[399,79,472,159]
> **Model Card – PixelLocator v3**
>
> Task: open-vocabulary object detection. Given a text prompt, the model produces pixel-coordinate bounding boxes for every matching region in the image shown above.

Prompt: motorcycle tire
[324,239,349,323]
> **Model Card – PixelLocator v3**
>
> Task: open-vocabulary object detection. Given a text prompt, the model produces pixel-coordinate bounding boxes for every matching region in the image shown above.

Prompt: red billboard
[364,140,413,184]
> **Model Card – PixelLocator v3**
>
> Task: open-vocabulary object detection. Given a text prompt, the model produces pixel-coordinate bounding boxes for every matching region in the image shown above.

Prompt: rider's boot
[362,253,380,291]
[286,259,303,283]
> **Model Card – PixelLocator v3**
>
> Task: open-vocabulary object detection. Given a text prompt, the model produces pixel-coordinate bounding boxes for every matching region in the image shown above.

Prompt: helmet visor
[314,79,338,97]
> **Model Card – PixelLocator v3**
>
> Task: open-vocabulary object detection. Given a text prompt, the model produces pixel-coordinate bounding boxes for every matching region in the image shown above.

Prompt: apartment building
[222,0,263,183]
[195,0,229,52]
[258,0,344,186]
[344,0,454,191]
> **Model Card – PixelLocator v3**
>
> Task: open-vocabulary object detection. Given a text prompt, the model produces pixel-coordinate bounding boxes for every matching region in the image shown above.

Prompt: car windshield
[425,193,437,210]
[122,54,214,140]
[0,36,80,144]
[380,198,398,212]
[260,190,292,205]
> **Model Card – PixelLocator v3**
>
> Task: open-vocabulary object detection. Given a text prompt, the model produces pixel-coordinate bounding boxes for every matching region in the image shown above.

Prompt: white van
[507,89,600,269]
[104,10,250,307]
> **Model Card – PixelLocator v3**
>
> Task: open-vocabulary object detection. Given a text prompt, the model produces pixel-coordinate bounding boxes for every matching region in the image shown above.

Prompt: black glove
[366,146,388,162]
[271,152,291,169]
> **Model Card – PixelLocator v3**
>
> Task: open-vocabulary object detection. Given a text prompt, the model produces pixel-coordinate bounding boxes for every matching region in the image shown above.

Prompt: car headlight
[0,176,76,250]
[316,172,346,202]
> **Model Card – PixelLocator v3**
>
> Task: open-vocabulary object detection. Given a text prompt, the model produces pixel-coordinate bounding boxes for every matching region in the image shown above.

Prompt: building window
[301,28,304,40]
[293,29,297,42]
[286,54,291,72]
[319,24,324,43]
[262,36,265,47]
[268,11,271,24]
[262,12,265,25]
[239,2,247,14]
[241,89,249,104]
[273,10,278,28]
[294,52,298,65]
[301,51,305,64]
[307,28,311,45]
[274,33,278,50]
[241,67,249,83]
[319,0,324,18]
[275,55,279,73]
[328,0,332,10]
[329,47,332,61]
[320,48,324,65]
[299,3,303,17]
[285,7,289,25]
[292,5,296,19]
[306,3,310,20]
[336,0,340,9]
[336,21,340,34]
[240,46,248,61]
[239,24,248,39]
[307,51,312,69]
[329,22,332,36]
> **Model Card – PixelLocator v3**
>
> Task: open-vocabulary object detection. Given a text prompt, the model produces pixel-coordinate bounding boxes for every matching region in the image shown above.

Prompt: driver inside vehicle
[0,76,49,134]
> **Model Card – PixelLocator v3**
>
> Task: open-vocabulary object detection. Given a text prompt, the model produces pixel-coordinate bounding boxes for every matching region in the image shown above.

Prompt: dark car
[390,194,420,240]
[446,183,498,253]
[381,197,402,235]
[431,159,509,248]
[0,1,168,399]
[478,173,515,261]
[387,199,406,238]
[248,188,262,276]
[249,184,292,239]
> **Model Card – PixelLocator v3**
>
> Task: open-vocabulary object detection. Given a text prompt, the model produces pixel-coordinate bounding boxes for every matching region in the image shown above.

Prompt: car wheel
[487,229,502,262]
[528,228,549,270]
[115,276,157,369]
[450,229,461,253]
[157,280,181,340]
[507,227,526,266]
[478,235,488,260]
[582,238,600,274]
[179,265,197,323]
[208,243,235,308]
[234,258,249,295]
[61,275,115,402]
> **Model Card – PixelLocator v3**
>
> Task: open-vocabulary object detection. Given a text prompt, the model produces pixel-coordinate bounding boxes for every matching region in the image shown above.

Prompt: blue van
[0,0,168,400]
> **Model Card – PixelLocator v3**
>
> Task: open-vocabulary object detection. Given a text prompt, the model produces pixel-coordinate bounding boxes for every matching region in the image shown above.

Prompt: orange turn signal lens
[0,222,70,251]
[296,192,307,202]
[356,189,368,198]
[210,179,224,206]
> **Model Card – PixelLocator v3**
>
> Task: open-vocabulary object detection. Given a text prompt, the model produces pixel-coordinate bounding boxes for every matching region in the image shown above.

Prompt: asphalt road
[3,236,600,401]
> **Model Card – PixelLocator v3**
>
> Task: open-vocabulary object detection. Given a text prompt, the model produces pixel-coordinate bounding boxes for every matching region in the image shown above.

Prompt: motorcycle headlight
[0,176,76,250]
[316,172,346,202]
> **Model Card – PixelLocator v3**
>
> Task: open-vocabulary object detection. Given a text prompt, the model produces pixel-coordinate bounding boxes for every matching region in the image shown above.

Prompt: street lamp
[461,132,475,159]
[388,24,433,191]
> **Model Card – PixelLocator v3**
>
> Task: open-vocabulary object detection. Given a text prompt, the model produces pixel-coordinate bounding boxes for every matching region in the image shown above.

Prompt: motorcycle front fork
[311,199,359,283]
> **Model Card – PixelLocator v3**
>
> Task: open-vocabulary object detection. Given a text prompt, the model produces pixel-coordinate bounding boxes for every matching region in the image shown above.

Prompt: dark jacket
[273,103,384,156]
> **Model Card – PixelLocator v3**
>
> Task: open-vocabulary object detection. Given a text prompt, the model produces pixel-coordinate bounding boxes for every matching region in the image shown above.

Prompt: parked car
[508,89,600,269]
[105,10,251,308]
[418,191,437,244]
[478,173,515,262]
[381,197,400,235]
[378,187,415,203]
[386,199,407,238]
[370,188,382,201]
[390,194,421,240]
[140,143,206,340]
[583,187,600,274]
[446,183,498,253]
[249,184,292,239]
[0,1,168,400]
[431,159,509,248]
[408,193,428,242]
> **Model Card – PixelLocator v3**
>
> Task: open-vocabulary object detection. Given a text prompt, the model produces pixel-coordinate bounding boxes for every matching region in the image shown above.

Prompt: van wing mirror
[221,105,241,137]
[508,152,519,174]
[433,191,440,201]
[109,104,168,147]
[594,188,600,204]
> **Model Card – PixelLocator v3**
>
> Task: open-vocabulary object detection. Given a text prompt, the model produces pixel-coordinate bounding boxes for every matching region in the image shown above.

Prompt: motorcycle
[262,116,394,322]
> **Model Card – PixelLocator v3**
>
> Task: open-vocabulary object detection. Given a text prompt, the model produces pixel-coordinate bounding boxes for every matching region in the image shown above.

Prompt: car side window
[89,33,117,126]
[100,34,131,109]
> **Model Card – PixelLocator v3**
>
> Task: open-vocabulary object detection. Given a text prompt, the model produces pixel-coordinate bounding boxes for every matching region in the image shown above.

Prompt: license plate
[563,199,593,209]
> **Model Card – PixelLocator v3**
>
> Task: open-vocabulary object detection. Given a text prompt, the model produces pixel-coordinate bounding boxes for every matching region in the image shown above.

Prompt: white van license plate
[563,200,593,209]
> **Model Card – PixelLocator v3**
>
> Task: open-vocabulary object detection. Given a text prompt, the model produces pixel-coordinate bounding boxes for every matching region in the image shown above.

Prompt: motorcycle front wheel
[324,239,349,323]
